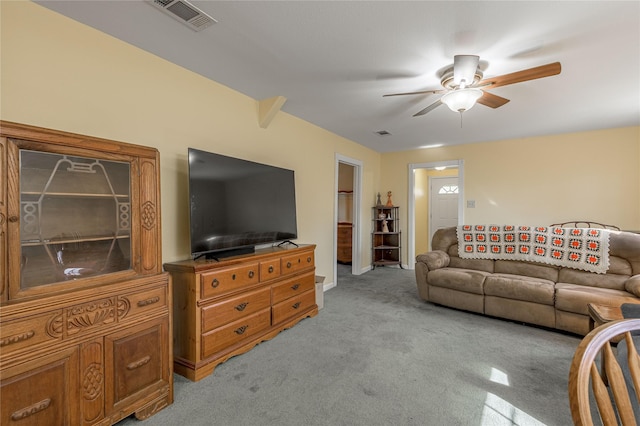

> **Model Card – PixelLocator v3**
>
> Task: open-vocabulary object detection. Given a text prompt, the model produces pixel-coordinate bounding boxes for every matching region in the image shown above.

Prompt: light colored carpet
[118,264,581,425]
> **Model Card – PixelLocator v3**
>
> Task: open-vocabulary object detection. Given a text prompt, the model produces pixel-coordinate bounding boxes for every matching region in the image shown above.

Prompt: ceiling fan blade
[413,100,442,117]
[383,89,443,97]
[453,55,480,87]
[478,62,561,89]
[477,91,510,108]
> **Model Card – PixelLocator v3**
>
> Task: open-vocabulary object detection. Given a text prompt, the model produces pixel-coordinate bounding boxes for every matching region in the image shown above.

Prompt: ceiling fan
[384,55,561,117]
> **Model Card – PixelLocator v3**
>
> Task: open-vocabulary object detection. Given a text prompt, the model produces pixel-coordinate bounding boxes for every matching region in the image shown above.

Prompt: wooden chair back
[568,319,640,425]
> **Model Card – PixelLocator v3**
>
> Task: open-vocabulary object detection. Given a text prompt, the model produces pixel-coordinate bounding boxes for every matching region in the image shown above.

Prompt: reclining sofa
[415,226,640,335]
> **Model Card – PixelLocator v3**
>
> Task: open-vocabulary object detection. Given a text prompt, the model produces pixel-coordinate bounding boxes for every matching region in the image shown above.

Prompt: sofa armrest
[625,275,640,298]
[416,250,450,271]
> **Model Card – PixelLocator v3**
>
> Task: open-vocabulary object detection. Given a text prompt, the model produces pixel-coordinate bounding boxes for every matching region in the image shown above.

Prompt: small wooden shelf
[371,206,402,269]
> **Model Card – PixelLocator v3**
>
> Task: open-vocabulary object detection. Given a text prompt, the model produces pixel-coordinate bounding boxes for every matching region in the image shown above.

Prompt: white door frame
[334,154,363,286]
[407,160,464,269]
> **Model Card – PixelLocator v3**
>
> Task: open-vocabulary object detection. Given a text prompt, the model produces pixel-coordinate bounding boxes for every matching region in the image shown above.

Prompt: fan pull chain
[459,111,463,128]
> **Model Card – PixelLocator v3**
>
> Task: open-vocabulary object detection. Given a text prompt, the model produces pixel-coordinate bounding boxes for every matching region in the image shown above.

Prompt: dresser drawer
[120,285,167,321]
[259,259,281,281]
[0,311,61,357]
[271,272,315,305]
[202,308,271,359]
[281,250,314,276]
[272,290,315,325]
[201,263,260,299]
[201,287,271,333]
[337,226,352,239]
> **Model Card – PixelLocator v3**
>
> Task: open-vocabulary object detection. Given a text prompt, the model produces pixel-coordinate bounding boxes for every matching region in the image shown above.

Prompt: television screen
[188,148,298,259]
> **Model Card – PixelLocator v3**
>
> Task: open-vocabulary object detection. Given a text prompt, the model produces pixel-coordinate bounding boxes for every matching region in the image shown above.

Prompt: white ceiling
[37,1,640,153]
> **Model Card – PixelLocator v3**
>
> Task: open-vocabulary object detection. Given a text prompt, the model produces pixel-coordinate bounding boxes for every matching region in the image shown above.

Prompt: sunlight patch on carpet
[481,393,546,426]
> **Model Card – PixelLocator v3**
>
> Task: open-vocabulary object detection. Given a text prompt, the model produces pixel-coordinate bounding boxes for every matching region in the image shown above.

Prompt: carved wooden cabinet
[0,121,172,425]
[164,244,317,381]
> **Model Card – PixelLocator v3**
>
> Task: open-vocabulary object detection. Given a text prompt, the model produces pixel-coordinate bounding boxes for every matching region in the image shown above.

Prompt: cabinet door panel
[0,346,79,426]
[105,318,169,414]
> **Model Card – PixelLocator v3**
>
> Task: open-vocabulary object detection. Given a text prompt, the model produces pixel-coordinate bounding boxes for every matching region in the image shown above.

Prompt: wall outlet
[467,200,476,208]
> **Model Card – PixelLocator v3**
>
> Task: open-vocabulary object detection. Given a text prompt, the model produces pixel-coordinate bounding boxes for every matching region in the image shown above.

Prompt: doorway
[428,176,460,249]
[334,154,363,285]
[408,160,464,267]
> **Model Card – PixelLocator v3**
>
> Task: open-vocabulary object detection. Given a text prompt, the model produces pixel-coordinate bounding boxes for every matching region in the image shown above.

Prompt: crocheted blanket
[457,225,610,274]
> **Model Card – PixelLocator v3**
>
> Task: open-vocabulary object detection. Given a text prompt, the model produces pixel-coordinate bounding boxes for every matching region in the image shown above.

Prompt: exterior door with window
[429,176,459,249]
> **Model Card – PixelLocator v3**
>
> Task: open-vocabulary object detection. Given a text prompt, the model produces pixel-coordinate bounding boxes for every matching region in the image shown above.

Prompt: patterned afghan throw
[457,225,611,274]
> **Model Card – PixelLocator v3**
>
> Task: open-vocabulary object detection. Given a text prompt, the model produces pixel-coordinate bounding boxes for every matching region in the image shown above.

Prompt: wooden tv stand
[164,244,317,381]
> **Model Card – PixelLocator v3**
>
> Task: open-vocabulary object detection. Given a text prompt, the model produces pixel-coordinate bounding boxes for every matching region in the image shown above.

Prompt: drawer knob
[292,302,301,309]
[248,270,255,278]
[127,355,151,370]
[11,398,51,421]
[307,256,312,263]
[268,266,274,273]
[235,302,248,311]
[232,274,236,280]
[291,284,300,290]
[8,215,18,223]
[211,278,220,288]
[286,262,292,268]
[234,325,248,335]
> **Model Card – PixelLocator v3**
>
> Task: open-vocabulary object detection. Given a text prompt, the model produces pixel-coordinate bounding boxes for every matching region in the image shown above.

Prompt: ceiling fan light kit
[384,55,561,120]
[441,88,483,112]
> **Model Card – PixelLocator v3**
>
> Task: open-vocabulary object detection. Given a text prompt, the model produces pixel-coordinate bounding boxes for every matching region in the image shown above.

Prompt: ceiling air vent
[148,0,217,32]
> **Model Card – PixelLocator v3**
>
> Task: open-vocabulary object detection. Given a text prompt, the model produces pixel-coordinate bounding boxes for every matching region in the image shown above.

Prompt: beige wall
[0,1,382,283]
[384,126,640,264]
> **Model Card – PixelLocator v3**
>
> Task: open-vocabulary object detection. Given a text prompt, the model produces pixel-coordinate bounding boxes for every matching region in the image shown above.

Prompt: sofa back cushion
[558,268,629,291]
[494,260,559,282]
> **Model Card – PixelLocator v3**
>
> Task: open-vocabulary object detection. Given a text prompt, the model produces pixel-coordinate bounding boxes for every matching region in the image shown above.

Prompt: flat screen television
[188,148,298,259]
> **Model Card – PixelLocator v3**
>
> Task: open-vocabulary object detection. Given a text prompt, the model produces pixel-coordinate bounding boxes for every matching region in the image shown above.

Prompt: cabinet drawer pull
[234,325,249,335]
[248,270,255,279]
[286,262,292,268]
[268,266,274,273]
[211,278,220,288]
[127,355,151,370]
[232,274,236,280]
[292,302,301,309]
[307,256,312,263]
[11,398,51,420]
[0,330,35,347]
[235,302,248,311]
[137,296,160,307]
[8,215,18,223]
[291,284,300,290]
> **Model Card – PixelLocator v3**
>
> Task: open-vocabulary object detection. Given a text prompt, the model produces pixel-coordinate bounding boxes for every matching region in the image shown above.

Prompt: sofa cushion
[427,268,490,295]
[558,267,629,291]
[494,260,559,282]
[448,256,494,273]
[555,282,639,315]
[484,274,555,305]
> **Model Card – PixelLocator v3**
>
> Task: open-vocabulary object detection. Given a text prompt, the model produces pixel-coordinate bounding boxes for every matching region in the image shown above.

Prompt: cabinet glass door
[19,150,132,289]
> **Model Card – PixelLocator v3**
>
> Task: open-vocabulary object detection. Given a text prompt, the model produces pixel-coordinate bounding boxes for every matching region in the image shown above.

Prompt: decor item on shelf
[376,192,383,206]
[386,191,393,207]
[382,220,389,233]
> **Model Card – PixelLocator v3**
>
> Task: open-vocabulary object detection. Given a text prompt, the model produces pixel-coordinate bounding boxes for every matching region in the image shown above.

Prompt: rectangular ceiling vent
[148,0,217,32]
